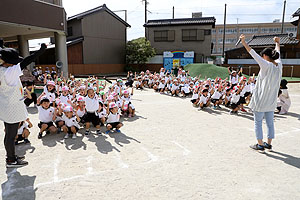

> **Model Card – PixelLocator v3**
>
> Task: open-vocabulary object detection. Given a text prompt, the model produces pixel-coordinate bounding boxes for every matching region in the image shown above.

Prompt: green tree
[126,37,155,71]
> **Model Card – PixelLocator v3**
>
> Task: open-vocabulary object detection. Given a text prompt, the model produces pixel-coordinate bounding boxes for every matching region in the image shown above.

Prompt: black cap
[0,48,23,65]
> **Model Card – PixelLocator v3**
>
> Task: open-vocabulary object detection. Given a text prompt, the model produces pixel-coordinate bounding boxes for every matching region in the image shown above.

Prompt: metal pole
[281,0,286,33]
[145,0,147,38]
[222,4,227,58]
[173,6,175,19]
[291,66,294,79]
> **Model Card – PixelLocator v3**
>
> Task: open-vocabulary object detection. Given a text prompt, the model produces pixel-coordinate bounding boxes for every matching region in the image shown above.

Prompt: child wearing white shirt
[15,119,33,145]
[60,106,80,139]
[37,94,57,139]
[105,102,123,134]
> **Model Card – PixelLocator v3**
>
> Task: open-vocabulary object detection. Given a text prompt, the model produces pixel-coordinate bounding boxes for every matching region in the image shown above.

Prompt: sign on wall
[163,51,194,72]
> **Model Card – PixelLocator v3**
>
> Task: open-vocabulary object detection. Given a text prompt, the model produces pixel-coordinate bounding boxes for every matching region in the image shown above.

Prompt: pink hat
[109,102,118,109]
[55,99,61,105]
[123,90,129,95]
[107,95,114,101]
[240,76,247,82]
[62,86,69,91]
[77,96,84,102]
[47,81,55,86]
[112,92,117,96]
[64,106,73,112]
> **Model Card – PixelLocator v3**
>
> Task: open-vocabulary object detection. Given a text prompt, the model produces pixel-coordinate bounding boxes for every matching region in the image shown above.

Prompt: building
[0,0,68,75]
[144,16,216,64]
[225,8,300,77]
[212,22,298,56]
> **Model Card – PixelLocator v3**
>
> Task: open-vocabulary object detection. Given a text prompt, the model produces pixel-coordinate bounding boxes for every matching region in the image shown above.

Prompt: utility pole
[222,4,227,58]
[144,0,148,38]
[281,0,286,33]
[172,6,175,19]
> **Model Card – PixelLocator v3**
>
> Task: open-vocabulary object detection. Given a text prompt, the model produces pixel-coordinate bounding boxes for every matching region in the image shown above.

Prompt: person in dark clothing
[125,71,135,87]
[24,81,37,107]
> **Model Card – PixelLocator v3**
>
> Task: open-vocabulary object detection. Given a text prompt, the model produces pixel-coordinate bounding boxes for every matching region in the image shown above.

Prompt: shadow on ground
[1,169,37,200]
[265,151,300,169]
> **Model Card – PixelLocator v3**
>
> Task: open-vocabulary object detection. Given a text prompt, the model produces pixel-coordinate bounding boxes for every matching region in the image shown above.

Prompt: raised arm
[274,37,280,52]
[20,44,47,70]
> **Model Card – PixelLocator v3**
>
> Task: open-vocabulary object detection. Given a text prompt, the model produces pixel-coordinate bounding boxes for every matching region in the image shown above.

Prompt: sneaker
[6,159,28,168]
[38,133,43,139]
[72,134,77,139]
[241,108,247,112]
[217,105,221,109]
[229,110,234,115]
[64,134,69,139]
[128,114,132,118]
[24,139,30,144]
[105,130,110,134]
[15,141,19,145]
[96,130,102,135]
[85,130,90,135]
[263,142,272,151]
[46,130,50,135]
[250,144,265,153]
[213,106,217,109]
[16,155,25,160]
[115,129,121,133]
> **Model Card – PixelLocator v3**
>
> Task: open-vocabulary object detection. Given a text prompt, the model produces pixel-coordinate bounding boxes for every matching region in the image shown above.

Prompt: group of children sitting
[132,67,256,114]
[17,75,136,144]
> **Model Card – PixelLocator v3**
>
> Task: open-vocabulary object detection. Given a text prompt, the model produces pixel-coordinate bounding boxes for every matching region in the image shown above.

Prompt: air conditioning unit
[287,32,296,38]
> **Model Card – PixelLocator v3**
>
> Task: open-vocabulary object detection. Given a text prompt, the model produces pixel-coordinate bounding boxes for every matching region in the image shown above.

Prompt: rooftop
[68,4,131,27]
[144,17,216,27]
[292,8,300,17]
[247,33,299,46]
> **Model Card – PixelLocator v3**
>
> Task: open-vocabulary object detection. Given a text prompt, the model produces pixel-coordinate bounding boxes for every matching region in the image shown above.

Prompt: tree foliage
[126,37,156,67]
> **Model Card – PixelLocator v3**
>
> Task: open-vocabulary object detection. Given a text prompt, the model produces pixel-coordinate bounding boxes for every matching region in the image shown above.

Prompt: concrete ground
[1,84,300,200]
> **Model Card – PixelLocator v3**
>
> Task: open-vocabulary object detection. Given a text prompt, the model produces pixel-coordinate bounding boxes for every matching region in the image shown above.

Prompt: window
[204,29,211,35]
[225,28,237,34]
[154,30,175,42]
[225,38,236,44]
[261,27,281,34]
[67,27,73,36]
[212,38,216,43]
[239,28,259,34]
[212,29,216,34]
[218,29,223,34]
[182,29,197,41]
[154,30,168,42]
[218,38,223,44]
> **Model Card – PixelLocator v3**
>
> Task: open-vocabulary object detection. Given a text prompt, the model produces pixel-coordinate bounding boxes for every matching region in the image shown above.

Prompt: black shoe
[38,133,43,139]
[250,144,265,152]
[263,142,272,150]
[96,130,102,135]
[24,139,30,144]
[46,130,50,135]
[15,141,19,145]
[16,155,25,160]
[85,130,89,135]
[6,159,28,168]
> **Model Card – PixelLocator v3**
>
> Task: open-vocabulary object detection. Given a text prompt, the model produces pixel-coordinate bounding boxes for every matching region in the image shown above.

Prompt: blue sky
[29,0,299,46]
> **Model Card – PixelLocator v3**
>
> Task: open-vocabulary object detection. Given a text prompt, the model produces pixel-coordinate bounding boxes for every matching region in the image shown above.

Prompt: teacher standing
[0,43,46,167]
[240,34,282,152]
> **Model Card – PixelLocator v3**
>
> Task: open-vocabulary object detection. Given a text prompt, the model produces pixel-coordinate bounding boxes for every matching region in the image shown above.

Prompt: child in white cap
[105,102,123,134]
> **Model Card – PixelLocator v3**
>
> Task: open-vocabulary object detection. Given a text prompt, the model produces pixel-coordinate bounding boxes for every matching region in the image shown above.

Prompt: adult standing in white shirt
[240,34,282,152]
[0,43,46,167]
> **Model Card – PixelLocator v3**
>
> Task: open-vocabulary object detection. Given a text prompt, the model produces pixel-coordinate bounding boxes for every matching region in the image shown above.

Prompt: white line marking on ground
[86,156,94,175]
[114,152,129,168]
[53,156,61,182]
[172,141,191,156]
[140,146,158,163]
[276,128,300,136]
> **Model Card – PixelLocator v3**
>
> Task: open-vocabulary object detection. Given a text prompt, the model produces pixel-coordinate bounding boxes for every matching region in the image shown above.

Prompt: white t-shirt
[211,90,222,99]
[38,106,55,123]
[231,93,240,104]
[199,95,209,104]
[171,84,179,91]
[158,82,166,89]
[98,108,107,118]
[76,106,86,118]
[191,93,199,100]
[60,94,73,106]
[62,114,80,128]
[85,95,99,112]
[18,122,29,135]
[231,75,239,84]
[107,112,120,123]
